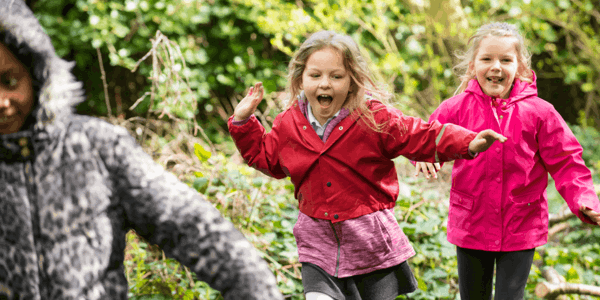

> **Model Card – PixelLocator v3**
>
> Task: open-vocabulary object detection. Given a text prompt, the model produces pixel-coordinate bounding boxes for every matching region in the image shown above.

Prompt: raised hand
[233,82,264,121]
[581,206,600,226]
[468,129,507,154]
[414,162,441,179]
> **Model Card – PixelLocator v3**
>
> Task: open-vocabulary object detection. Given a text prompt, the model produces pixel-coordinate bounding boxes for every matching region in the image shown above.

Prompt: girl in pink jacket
[229,31,506,300]
[415,22,600,300]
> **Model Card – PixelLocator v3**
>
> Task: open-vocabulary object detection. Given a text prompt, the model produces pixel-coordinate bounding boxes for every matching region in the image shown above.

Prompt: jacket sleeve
[380,103,477,162]
[538,107,600,225]
[94,121,283,300]
[410,100,458,166]
[228,114,287,179]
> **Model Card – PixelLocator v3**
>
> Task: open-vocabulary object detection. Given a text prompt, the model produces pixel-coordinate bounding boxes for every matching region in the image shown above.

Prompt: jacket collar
[465,70,539,105]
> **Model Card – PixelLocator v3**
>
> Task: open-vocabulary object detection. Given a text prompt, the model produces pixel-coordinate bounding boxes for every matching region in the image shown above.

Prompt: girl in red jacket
[229,30,506,300]
[415,22,600,300]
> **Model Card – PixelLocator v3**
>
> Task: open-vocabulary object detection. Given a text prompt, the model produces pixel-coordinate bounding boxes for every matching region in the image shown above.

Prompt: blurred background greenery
[24,0,600,298]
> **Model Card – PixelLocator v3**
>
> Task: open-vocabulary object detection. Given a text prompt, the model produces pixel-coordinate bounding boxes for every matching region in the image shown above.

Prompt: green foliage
[34,0,600,133]
[33,0,289,132]
[124,231,223,299]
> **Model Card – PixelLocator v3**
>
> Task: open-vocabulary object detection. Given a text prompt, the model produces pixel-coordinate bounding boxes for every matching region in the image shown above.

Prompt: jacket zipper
[24,159,49,295]
[329,222,341,277]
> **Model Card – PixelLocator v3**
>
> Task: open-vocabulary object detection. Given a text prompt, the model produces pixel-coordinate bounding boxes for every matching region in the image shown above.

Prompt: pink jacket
[431,72,600,251]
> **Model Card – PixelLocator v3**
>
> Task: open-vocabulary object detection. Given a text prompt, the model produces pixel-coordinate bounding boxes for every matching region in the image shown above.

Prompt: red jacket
[229,100,477,222]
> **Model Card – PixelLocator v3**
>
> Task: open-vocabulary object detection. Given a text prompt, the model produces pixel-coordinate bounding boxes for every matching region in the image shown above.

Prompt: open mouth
[317,95,333,107]
[0,115,16,124]
[487,76,504,84]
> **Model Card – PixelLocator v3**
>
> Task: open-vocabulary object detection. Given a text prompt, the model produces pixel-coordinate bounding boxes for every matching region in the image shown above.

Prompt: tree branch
[548,205,575,226]
[536,267,600,299]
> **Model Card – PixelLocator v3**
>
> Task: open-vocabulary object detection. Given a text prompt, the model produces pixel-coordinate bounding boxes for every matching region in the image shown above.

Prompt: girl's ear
[517,63,528,79]
[466,63,475,78]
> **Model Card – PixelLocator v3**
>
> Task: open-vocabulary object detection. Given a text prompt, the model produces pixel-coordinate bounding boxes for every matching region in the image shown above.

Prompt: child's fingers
[414,162,430,178]
[482,129,506,143]
[426,163,438,179]
[434,162,441,171]
[581,206,600,225]
[414,162,424,177]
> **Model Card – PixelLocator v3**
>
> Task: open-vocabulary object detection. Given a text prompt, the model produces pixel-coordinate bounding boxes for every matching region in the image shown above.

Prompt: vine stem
[97,47,112,117]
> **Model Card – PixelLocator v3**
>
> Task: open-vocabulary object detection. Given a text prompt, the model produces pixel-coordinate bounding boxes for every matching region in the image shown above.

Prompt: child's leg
[456,246,495,300]
[305,292,335,300]
[493,248,535,300]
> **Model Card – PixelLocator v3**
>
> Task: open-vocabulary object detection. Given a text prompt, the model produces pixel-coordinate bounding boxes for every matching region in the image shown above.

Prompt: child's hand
[233,82,264,121]
[414,162,441,179]
[468,129,507,154]
[580,206,600,226]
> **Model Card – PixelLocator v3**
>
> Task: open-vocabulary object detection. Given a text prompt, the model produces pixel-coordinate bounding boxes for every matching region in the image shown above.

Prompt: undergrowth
[121,119,600,300]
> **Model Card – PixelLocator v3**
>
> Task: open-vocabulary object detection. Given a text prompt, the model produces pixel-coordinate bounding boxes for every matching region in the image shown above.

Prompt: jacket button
[499,115,504,119]
[495,148,500,153]
[326,182,331,187]
[496,177,500,182]
[339,126,343,130]
[528,203,531,206]
[502,101,507,106]
[495,240,500,245]
[324,212,328,217]
[303,126,307,130]
[334,214,339,219]
[21,147,31,157]
[19,137,28,146]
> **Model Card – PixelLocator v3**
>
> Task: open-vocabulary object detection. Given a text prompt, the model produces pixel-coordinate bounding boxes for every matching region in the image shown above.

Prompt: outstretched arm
[538,107,600,226]
[234,82,264,122]
[228,82,287,179]
[414,129,506,179]
[94,121,283,300]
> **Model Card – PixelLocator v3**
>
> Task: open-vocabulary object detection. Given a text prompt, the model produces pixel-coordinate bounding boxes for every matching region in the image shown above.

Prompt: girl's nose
[491,59,501,70]
[319,77,331,88]
[0,96,10,108]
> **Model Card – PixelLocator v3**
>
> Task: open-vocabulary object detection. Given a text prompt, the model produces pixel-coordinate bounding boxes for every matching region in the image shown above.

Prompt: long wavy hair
[453,22,533,95]
[285,31,391,132]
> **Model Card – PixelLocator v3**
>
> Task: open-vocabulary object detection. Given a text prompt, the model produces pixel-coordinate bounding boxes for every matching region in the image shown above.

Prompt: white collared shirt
[306,101,341,138]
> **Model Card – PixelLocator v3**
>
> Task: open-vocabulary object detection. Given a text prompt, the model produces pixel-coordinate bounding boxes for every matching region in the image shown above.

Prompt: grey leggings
[457,246,535,300]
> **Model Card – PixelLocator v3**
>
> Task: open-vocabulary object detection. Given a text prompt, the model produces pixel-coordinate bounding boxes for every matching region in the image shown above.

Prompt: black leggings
[456,246,535,300]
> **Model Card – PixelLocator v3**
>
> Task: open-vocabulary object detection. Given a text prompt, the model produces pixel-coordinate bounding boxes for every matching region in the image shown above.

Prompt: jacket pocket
[448,190,474,230]
[506,192,543,234]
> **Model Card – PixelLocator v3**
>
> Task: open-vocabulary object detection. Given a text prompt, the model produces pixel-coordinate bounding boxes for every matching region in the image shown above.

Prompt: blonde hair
[453,22,533,95]
[285,30,391,132]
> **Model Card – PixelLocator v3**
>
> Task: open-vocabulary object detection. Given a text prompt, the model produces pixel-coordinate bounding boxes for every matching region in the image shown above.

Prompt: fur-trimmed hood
[1,0,84,136]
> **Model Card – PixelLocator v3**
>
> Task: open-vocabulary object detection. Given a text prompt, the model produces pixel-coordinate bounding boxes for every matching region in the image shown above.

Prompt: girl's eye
[311,74,320,78]
[1,73,18,89]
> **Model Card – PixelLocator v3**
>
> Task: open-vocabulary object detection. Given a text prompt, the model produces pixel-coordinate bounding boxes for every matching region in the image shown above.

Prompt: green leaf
[193,143,212,162]
[581,82,594,93]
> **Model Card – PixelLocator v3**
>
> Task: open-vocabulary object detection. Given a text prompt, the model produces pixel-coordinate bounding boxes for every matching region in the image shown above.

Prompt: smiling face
[470,35,521,99]
[301,47,351,125]
[0,42,34,134]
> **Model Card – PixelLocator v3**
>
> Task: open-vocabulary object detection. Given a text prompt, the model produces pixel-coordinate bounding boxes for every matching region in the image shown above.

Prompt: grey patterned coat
[0,1,283,299]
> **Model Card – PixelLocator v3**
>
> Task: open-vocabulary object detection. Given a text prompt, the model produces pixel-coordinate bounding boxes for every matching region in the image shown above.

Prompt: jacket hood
[1,0,84,135]
[464,71,538,105]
